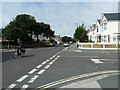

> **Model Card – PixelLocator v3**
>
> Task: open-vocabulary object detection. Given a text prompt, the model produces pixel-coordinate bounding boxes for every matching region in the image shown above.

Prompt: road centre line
[52,55,56,58]
[36,64,43,69]
[55,57,58,60]
[44,65,50,69]
[46,59,50,62]
[49,62,54,65]
[16,75,29,82]
[28,75,39,83]
[37,70,120,89]
[41,61,47,65]
[37,69,46,74]
[50,57,53,60]
[28,69,37,74]
[7,84,16,89]
[57,55,60,58]
[7,47,66,89]
[21,84,29,88]
[52,59,56,62]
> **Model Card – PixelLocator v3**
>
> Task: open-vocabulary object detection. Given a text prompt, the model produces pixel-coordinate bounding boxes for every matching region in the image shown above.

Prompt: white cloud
[1,2,118,37]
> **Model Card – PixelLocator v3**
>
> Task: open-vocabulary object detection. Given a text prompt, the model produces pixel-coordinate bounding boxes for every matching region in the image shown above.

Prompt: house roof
[103,13,120,20]
[97,19,101,24]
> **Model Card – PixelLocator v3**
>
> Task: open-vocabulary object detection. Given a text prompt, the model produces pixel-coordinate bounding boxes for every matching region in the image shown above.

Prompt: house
[88,24,96,42]
[88,13,120,44]
[51,35,62,44]
[94,19,101,43]
[100,13,120,43]
[32,34,48,41]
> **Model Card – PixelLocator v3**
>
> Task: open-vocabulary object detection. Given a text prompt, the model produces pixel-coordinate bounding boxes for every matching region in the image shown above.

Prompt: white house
[51,35,62,44]
[32,34,48,41]
[88,13,120,44]
[94,19,101,43]
[100,13,120,44]
[88,24,96,42]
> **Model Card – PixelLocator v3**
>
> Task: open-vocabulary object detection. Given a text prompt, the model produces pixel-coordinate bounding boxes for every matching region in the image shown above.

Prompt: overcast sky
[1,1,118,37]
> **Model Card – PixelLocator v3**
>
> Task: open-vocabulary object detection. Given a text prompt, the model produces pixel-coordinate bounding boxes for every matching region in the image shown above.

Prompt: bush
[87,39,94,43]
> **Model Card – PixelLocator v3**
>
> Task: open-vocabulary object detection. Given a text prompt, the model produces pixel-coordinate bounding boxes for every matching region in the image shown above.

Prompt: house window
[113,36,116,41]
[34,35,37,38]
[104,23,107,30]
[97,28,98,32]
[104,36,107,42]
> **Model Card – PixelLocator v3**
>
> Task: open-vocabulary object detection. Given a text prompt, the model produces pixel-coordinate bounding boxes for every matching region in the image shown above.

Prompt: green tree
[74,24,88,42]
[14,14,37,39]
[2,14,55,42]
[43,24,55,38]
[2,14,36,41]
[2,21,29,40]
[62,36,72,43]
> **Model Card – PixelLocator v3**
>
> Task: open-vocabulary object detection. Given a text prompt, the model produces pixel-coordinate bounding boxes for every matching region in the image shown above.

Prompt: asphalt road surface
[2,44,120,89]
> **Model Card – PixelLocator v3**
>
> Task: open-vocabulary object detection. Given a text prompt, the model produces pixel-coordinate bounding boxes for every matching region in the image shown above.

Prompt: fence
[77,42,120,49]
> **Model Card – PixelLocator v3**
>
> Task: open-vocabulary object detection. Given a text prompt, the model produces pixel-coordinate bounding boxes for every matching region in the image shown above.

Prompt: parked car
[64,42,70,47]
[45,42,53,47]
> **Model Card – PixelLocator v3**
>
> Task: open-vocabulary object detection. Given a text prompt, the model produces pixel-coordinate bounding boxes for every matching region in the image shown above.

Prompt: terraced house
[88,13,120,44]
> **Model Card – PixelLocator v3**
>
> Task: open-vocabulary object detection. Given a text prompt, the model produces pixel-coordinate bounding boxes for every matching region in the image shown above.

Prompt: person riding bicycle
[17,38,23,56]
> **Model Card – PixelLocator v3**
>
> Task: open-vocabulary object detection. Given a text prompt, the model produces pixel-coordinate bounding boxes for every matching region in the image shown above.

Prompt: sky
[0,1,118,37]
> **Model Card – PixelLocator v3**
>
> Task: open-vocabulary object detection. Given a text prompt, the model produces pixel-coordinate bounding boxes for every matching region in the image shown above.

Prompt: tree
[2,14,36,41]
[73,23,88,42]
[43,24,55,38]
[2,21,29,40]
[2,14,55,42]
[14,14,37,39]
[61,36,72,43]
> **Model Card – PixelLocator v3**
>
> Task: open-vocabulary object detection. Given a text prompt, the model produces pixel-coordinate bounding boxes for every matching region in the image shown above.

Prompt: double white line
[7,47,68,89]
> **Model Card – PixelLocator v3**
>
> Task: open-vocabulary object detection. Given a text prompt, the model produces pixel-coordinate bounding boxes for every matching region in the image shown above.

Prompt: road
[2,44,120,89]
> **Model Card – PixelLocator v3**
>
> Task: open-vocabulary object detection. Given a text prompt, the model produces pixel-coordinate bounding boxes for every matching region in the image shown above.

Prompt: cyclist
[17,38,23,56]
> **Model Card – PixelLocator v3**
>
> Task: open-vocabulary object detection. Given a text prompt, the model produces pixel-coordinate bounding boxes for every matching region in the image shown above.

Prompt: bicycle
[13,48,26,59]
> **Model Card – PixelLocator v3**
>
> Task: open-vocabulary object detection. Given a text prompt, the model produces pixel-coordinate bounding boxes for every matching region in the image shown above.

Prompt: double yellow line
[37,70,120,89]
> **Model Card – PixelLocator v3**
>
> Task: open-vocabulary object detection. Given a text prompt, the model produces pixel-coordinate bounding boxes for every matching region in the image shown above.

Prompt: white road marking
[36,64,43,68]
[74,50,81,52]
[57,55,60,58]
[41,61,47,65]
[49,62,53,65]
[55,57,58,60]
[16,75,29,82]
[28,69,37,74]
[6,48,66,88]
[44,65,50,69]
[50,57,53,59]
[37,69,45,74]
[46,59,50,62]
[52,55,56,58]
[91,59,104,64]
[80,56,99,58]
[99,59,118,61]
[52,60,56,62]
[8,84,16,88]
[21,85,29,88]
[28,75,39,83]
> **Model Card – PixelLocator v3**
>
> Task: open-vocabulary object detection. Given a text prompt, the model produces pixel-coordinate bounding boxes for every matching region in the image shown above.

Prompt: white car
[64,42,70,47]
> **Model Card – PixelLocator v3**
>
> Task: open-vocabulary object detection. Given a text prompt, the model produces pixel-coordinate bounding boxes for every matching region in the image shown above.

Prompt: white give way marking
[91,59,104,64]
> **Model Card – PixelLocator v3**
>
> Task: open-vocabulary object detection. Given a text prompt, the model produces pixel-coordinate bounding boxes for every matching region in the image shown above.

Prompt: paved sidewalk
[60,74,119,89]
[0,49,16,52]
